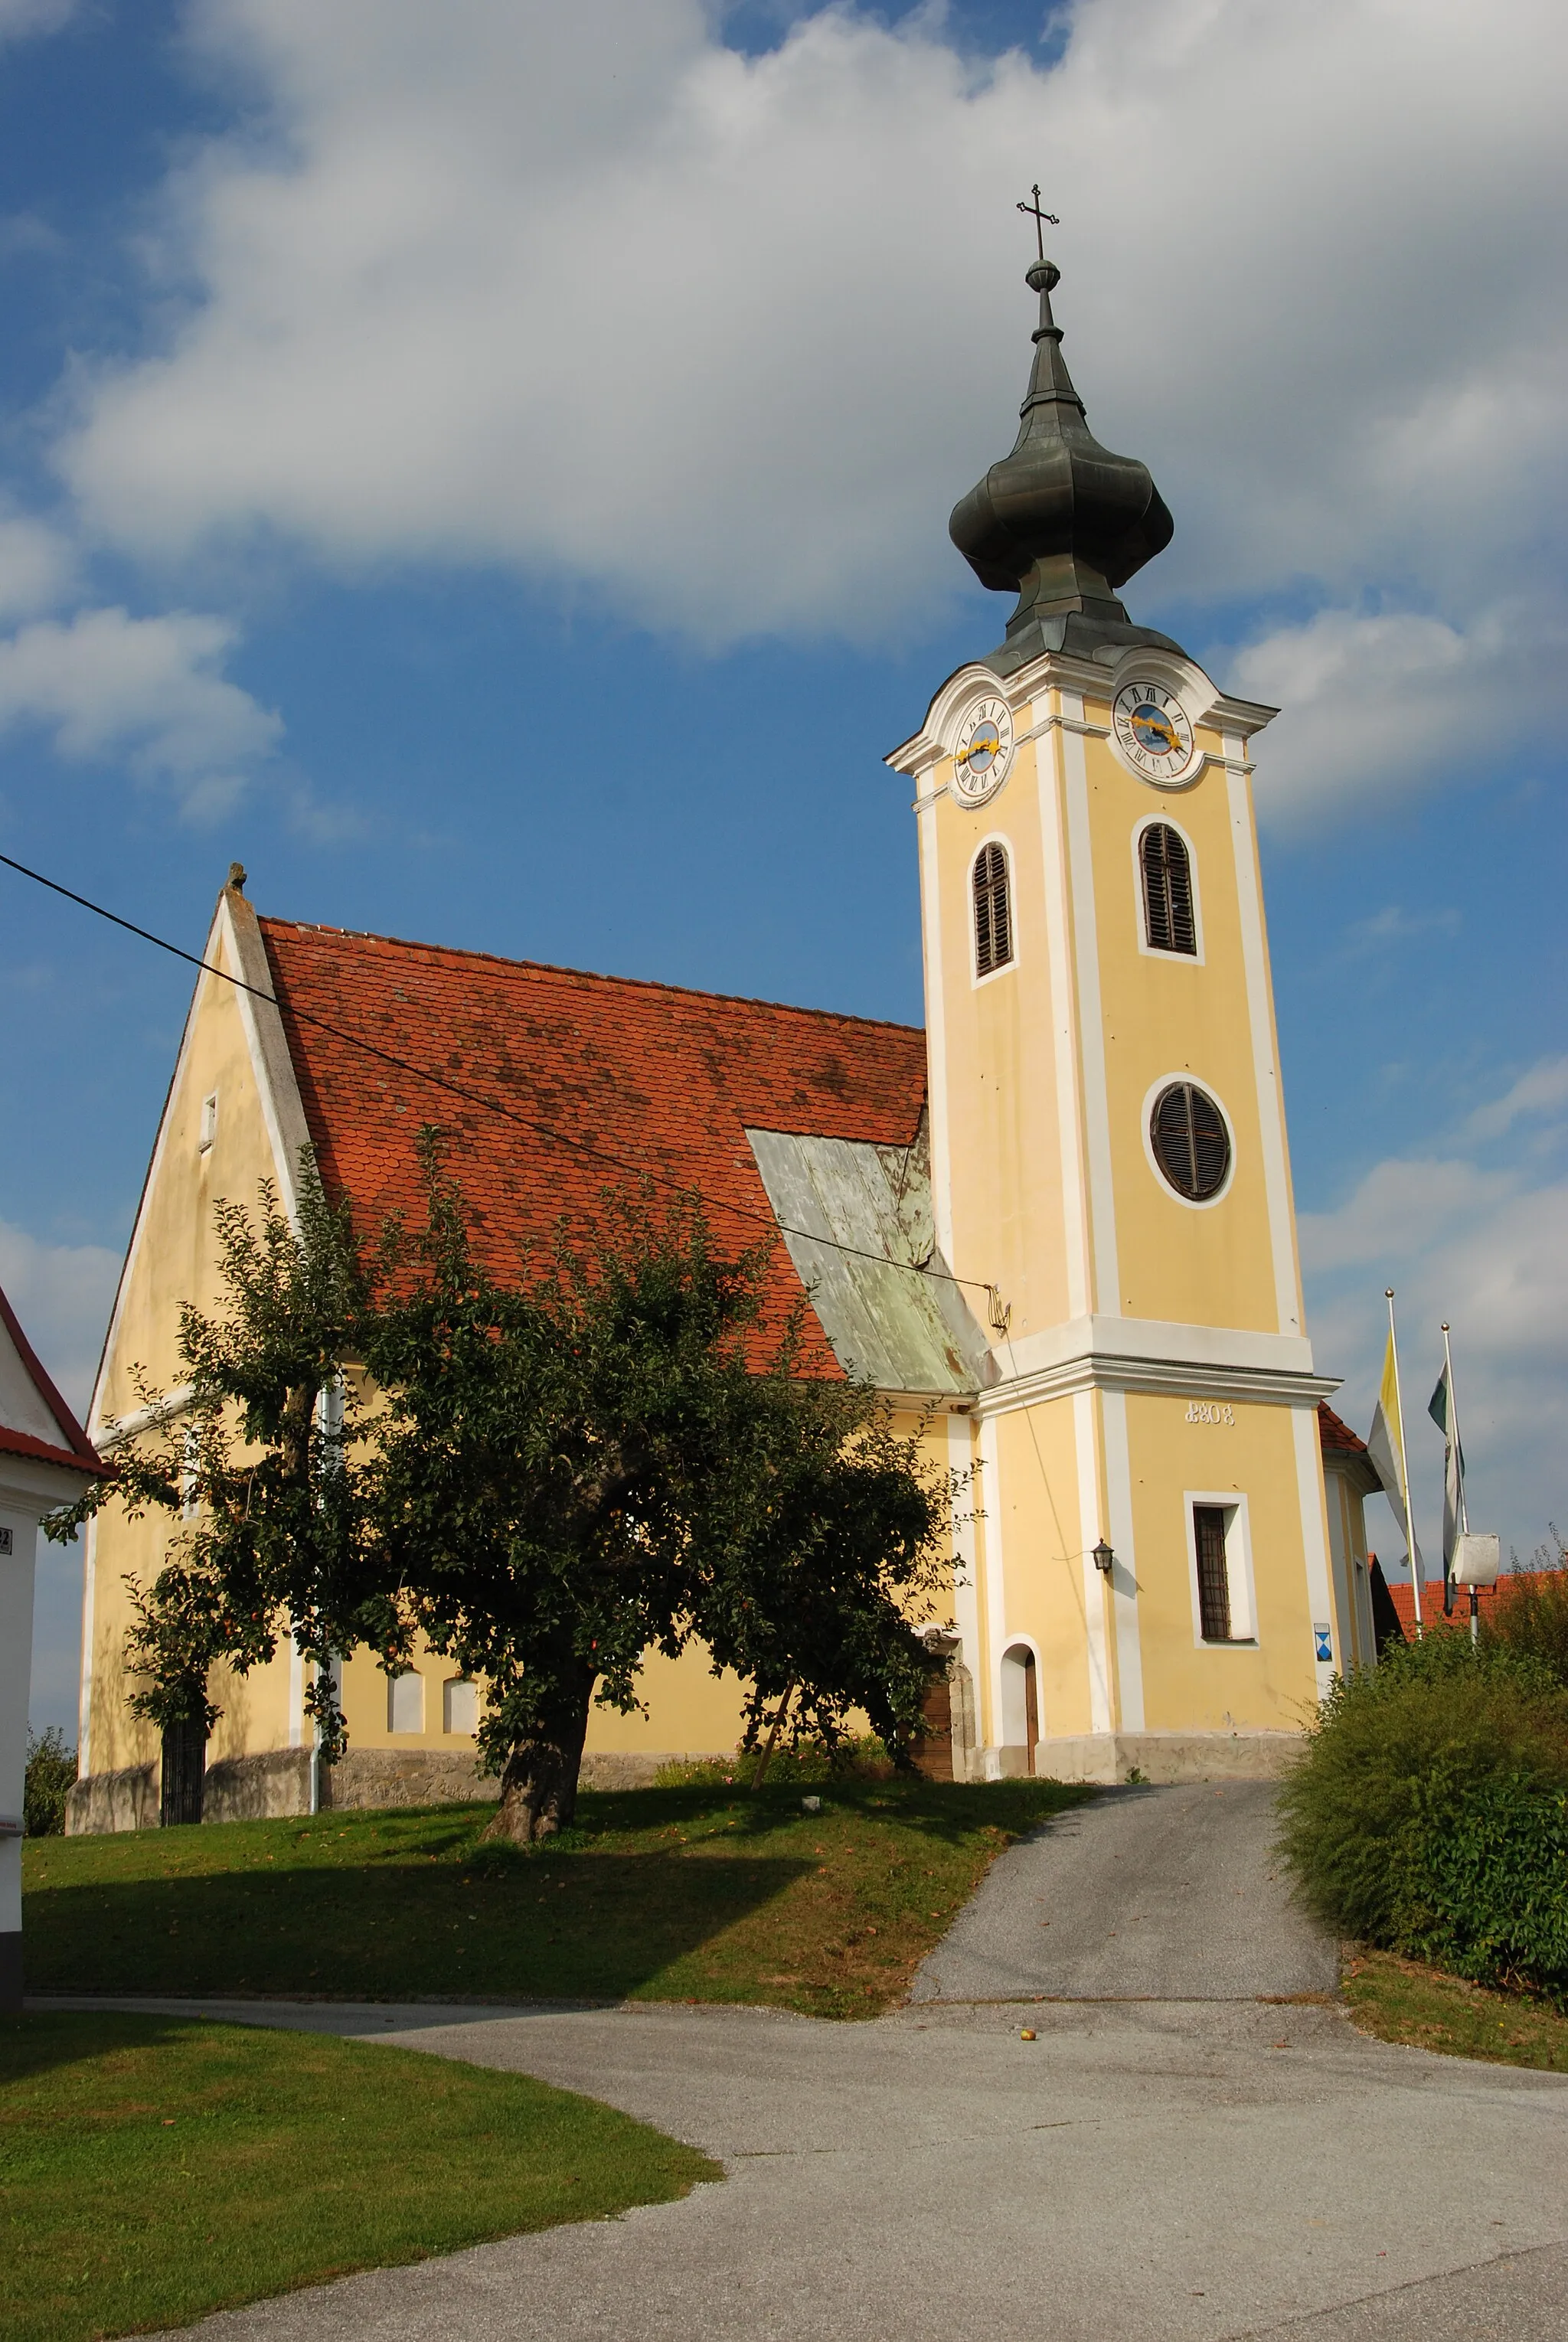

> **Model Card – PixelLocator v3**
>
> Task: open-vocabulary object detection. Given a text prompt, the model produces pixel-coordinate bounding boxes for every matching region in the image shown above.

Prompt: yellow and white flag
[1367,1328,1421,1569]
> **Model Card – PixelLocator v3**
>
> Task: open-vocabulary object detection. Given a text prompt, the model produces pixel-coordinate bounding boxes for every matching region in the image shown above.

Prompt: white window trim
[1184,1491,1259,1648]
[1130,812,1204,965]
[1141,1070,1237,1210]
[443,1676,479,1737]
[387,1667,425,1734]
[969,832,1019,988]
[198,1090,218,1153]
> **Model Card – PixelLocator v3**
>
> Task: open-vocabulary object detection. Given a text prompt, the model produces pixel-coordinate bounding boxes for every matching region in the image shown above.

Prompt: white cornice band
[974,1352,1340,1419]
[92,1383,196,1452]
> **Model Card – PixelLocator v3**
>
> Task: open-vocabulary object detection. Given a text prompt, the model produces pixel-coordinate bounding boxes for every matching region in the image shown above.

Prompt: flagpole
[1387,1289,1423,1635]
[1442,1321,1477,1644]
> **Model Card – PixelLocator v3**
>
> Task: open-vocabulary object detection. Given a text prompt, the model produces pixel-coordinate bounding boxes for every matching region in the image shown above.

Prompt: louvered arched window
[972,842,1013,977]
[1140,822,1197,955]
[1150,1081,1231,1202]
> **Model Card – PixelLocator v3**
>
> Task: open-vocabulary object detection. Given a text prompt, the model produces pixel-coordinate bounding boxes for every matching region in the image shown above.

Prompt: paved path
[912,1781,1337,2004]
[37,1787,1568,2341]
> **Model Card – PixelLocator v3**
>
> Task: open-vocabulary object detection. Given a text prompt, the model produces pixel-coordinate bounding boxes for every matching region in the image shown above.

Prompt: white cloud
[0,0,78,41]
[1341,902,1462,956]
[1229,606,1556,825]
[0,1217,119,1419]
[1301,1083,1568,1564]
[0,606,282,818]
[1465,1057,1568,1142]
[54,0,1568,671]
[0,515,74,619]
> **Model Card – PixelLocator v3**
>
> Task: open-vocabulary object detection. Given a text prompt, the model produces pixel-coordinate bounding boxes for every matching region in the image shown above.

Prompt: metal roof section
[744,1119,991,1398]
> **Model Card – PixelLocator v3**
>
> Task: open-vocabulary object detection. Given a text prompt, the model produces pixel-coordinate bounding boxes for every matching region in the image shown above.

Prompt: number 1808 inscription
[1185,1400,1236,1426]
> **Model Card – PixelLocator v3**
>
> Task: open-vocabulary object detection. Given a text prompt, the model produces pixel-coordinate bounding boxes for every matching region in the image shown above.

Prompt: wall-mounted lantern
[1093,1538,1115,1576]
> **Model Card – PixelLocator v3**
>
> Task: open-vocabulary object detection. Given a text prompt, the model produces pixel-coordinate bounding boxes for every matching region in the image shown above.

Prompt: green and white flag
[1428,1357,1467,1616]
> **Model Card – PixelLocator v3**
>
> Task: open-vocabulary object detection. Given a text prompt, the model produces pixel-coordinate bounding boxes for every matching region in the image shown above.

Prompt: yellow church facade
[69,243,1377,1831]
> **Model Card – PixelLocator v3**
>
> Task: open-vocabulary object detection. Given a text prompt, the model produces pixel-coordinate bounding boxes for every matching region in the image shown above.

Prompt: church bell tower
[887,233,1342,1778]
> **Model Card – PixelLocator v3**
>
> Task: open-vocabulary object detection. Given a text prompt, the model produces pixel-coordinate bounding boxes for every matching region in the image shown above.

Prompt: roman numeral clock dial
[1112,682,1196,783]
[952,697,1014,803]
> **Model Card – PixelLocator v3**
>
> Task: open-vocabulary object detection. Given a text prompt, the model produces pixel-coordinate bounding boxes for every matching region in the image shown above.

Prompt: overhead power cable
[0,851,997,1307]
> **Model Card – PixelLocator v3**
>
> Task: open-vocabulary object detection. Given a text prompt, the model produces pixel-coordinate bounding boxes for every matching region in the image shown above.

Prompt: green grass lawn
[1,2009,717,2342]
[1344,1948,1568,2073]
[24,1778,1089,2019]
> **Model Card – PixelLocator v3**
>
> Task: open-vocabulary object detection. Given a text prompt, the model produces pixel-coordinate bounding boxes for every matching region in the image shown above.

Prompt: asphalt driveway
[40,1785,1568,2341]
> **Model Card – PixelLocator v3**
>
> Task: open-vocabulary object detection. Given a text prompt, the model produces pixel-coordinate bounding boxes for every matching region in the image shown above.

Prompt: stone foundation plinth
[65,1762,158,1834]
[1026,1731,1304,1785]
[64,1745,736,1831]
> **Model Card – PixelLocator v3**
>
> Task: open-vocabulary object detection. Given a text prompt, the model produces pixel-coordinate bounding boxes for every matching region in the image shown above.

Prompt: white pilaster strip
[1292,1403,1338,1700]
[1073,1389,1112,1733]
[947,1415,982,1765]
[1061,707,1120,1315]
[77,1516,96,1774]
[1039,705,1091,1320]
[287,1638,305,1750]
[1099,1388,1145,1731]
[916,787,955,1262]
[978,1409,1006,1748]
[1226,756,1301,1337]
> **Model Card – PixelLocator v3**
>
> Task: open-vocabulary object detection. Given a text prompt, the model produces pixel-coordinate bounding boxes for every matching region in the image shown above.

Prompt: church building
[70,245,1378,1830]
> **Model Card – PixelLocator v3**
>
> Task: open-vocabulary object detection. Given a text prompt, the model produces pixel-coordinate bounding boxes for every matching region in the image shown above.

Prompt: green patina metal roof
[745,1119,991,1398]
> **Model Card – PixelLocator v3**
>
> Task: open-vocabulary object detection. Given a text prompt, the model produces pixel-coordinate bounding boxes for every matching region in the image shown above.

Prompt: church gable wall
[83,906,302,1785]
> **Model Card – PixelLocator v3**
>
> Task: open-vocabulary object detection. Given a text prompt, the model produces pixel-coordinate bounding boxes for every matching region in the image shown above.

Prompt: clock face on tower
[1112,682,1196,784]
[952,697,1014,804]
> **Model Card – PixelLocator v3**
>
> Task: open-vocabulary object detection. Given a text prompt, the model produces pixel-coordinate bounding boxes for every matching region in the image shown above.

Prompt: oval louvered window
[973,842,1013,977]
[1150,1082,1231,1201]
[1140,822,1197,955]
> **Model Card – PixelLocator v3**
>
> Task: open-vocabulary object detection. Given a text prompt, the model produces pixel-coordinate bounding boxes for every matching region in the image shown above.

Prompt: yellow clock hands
[1134,714,1180,753]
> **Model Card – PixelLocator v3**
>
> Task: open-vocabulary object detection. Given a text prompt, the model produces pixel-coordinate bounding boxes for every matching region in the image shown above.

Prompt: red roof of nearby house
[1316,1402,1367,1455]
[259,919,930,1375]
[0,1282,107,1477]
[1380,1569,1568,1638]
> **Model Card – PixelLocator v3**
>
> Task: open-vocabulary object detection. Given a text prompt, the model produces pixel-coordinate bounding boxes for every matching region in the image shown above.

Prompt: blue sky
[8,0,1565,1730]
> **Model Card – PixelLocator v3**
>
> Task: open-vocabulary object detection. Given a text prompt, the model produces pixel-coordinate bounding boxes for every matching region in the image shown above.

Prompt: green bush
[1400,1772,1568,1990]
[652,1734,893,1790]
[1482,1543,1568,1690]
[24,1728,77,1837]
[1276,1635,1568,1993]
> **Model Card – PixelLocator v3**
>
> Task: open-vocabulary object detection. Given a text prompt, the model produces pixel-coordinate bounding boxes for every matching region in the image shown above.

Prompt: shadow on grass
[24,1850,814,2004]
[0,2005,212,2087]
[578,1777,1092,1847]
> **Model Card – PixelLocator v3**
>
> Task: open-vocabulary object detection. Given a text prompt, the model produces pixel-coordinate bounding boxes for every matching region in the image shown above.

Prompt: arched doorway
[999,1644,1040,1775]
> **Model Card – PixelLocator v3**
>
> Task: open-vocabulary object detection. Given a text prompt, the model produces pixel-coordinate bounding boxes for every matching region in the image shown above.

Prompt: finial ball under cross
[1016,184,1060,263]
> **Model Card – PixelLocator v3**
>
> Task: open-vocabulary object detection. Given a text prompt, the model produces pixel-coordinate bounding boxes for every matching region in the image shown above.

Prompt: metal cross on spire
[1015,184,1059,262]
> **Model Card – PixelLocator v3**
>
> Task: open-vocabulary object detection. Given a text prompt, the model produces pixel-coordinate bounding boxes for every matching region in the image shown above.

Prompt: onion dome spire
[949,228,1178,674]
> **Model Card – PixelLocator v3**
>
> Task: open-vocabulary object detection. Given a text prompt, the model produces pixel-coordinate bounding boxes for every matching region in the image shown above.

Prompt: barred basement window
[973,841,1013,976]
[1193,1504,1233,1641]
[1140,823,1197,955]
[1150,1080,1231,1201]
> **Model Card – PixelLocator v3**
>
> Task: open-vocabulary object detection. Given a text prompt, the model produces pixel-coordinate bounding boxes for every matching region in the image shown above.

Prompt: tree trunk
[483,1667,596,1844]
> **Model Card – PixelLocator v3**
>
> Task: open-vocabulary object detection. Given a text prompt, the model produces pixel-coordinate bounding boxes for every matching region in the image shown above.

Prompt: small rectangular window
[1194,1504,1233,1641]
[198,1092,218,1152]
[444,1677,479,1736]
[387,1670,424,1734]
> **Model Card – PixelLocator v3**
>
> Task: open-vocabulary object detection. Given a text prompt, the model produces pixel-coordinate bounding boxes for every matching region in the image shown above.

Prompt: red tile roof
[1317,1402,1367,1455]
[260,920,929,1374]
[1380,1570,1566,1638]
[0,1282,106,1477]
